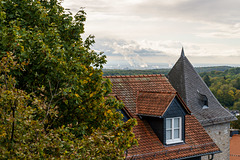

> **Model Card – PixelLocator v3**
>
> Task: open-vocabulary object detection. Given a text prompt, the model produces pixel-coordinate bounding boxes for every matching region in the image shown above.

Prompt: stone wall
[202,122,230,160]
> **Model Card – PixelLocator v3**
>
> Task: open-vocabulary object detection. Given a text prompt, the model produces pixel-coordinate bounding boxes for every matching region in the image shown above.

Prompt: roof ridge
[138,90,176,94]
[104,74,164,78]
[182,55,188,106]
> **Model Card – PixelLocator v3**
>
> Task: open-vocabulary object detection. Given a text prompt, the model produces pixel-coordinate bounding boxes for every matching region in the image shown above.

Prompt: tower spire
[181,47,185,57]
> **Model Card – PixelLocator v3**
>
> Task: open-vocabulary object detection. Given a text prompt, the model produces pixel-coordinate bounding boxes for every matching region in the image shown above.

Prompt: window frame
[166,117,183,145]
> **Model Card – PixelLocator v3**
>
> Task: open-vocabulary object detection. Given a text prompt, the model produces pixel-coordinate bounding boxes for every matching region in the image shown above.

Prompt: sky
[62,0,240,69]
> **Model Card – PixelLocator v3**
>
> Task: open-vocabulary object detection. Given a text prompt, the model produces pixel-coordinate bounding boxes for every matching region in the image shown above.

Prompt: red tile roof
[136,91,191,117]
[127,115,219,159]
[137,91,176,117]
[105,74,175,114]
[230,134,240,160]
[105,74,220,159]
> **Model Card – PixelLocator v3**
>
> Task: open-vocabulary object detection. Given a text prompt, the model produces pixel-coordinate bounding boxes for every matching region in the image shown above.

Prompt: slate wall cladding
[163,98,187,117]
[202,123,230,160]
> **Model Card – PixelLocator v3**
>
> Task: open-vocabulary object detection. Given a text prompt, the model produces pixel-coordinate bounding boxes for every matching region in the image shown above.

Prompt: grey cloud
[196,23,240,39]
[93,38,165,57]
[92,38,167,67]
[134,49,161,56]
[62,0,127,15]
[63,0,240,25]
[132,0,240,25]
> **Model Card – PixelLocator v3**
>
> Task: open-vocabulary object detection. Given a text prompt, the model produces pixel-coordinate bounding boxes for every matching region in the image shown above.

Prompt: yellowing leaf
[90,93,94,97]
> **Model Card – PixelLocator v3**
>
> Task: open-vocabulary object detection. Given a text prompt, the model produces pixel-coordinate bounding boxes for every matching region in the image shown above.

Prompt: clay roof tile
[105,74,220,159]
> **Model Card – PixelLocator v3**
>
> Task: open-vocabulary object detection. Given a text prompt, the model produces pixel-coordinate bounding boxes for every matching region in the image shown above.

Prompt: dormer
[136,91,191,145]
[197,90,209,109]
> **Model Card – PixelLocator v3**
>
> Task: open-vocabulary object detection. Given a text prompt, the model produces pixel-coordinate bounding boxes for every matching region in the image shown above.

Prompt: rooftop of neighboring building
[105,74,221,159]
[230,134,240,160]
[167,48,237,126]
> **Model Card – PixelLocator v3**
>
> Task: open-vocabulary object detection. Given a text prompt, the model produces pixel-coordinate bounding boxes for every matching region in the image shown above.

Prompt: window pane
[166,130,172,140]
[166,119,172,129]
[174,118,180,128]
[174,129,180,139]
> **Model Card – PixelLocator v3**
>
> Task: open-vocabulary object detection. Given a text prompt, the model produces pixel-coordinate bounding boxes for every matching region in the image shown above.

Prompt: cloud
[62,0,132,15]
[196,23,240,39]
[93,38,168,67]
[62,0,240,67]
[93,38,165,56]
[132,0,240,25]
[92,38,240,67]
[63,0,240,40]
[63,0,240,25]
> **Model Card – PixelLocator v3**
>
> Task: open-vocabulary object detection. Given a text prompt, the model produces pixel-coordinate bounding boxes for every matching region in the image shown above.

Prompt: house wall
[202,122,230,160]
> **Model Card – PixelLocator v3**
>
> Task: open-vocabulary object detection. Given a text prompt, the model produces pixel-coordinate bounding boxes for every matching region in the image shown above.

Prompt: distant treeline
[103,69,170,76]
[199,67,240,110]
[103,66,232,76]
[200,67,240,129]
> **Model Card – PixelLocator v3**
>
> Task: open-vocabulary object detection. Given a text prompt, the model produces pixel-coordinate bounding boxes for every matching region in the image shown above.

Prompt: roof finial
[181,47,185,57]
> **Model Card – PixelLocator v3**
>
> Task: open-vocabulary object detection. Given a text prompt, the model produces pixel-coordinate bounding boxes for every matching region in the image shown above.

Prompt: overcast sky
[62,0,240,68]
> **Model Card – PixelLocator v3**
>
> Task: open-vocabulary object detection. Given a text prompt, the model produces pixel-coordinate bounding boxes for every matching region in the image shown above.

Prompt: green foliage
[231,116,240,129]
[103,66,232,76]
[0,0,137,159]
[195,66,232,74]
[200,67,240,111]
[233,77,240,90]
[203,75,211,87]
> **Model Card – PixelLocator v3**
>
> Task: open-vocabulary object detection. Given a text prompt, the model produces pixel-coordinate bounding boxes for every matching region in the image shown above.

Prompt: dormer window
[166,117,183,144]
[136,91,189,145]
[197,90,208,109]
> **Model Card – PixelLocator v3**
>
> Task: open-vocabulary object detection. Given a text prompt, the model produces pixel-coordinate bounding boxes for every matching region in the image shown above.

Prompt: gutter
[176,150,221,160]
[126,150,221,160]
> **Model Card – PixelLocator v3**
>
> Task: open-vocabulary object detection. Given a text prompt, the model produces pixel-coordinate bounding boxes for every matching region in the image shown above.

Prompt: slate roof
[105,74,220,159]
[167,48,237,126]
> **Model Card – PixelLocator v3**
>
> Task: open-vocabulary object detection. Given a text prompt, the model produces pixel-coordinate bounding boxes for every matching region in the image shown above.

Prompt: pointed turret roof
[181,47,185,57]
[168,49,236,126]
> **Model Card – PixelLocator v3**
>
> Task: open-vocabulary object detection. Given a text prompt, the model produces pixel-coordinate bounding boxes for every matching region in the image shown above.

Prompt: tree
[233,101,240,111]
[231,116,240,129]
[233,77,240,90]
[203,75,211,87]
[0,0,137,159]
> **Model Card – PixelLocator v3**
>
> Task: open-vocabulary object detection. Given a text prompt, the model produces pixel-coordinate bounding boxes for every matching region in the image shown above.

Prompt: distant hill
[103,66,233,76]
[199,66,240,78]
[195,66,232,74]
